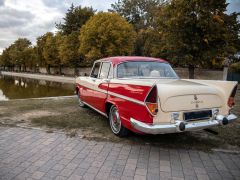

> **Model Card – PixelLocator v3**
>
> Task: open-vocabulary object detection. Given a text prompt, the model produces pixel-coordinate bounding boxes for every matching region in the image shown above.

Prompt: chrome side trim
[130,113,238,134]
[95,88,108,94]
[82,101,108,118]
[108,91,145,106]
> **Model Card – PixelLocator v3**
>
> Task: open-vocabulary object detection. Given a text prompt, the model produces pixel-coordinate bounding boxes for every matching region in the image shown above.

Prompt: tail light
[145,85,158,116]
[228,85,238,108]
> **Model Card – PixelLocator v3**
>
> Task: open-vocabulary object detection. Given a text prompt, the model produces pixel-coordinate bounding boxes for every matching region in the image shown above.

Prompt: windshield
[117,61,178,79]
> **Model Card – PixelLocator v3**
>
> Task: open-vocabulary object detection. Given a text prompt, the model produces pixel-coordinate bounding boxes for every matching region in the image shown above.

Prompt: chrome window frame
[90,59,114,79]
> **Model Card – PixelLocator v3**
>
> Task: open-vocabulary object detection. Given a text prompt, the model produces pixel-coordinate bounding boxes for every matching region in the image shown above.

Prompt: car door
[82,61,101,106]
[92,62,112,112]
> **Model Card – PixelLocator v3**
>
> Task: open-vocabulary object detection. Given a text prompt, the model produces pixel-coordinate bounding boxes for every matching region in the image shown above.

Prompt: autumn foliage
[0,0,239,77]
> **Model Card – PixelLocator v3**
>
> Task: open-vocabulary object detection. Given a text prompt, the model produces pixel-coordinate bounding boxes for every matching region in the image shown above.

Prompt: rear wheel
[109,105,129,137]
[77,91,85,107]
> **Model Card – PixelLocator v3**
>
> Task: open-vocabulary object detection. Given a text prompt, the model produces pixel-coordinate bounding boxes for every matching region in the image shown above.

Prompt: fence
[227,70,240,83]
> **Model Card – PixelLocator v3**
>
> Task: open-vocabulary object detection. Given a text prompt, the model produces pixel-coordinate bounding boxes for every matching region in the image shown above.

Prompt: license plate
[184,110,212,121]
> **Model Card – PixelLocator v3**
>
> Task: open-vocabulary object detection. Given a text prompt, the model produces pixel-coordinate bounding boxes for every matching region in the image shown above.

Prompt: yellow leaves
[213,15,224,25]
[212,58,216,65]
[79,12,136,62]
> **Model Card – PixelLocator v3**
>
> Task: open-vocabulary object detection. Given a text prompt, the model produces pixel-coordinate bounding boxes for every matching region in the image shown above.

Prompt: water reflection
[0,75,75,100]
[0,89,8,101]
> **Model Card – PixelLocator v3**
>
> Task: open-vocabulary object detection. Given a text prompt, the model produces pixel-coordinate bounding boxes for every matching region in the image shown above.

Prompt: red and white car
[76,56,238,136]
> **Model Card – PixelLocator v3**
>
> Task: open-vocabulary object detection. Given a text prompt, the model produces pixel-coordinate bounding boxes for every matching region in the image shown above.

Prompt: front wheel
[77,91,85,107]
[109,105,129,137]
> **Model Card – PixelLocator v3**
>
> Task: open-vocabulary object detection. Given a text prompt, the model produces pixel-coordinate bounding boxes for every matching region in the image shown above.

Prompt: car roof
[98,56,167,66]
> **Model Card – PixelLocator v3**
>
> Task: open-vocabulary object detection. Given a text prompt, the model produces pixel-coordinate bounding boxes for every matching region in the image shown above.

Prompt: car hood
[154,79,223,112]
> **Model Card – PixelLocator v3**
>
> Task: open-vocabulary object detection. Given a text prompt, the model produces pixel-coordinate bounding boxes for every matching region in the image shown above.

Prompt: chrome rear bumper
[130,114,238,134]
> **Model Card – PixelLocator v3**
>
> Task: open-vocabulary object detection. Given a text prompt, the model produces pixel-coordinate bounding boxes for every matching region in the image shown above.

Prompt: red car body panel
[107,84,151,102]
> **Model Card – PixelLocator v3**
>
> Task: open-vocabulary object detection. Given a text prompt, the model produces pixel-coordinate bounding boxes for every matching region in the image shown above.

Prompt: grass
[0,88,239,151]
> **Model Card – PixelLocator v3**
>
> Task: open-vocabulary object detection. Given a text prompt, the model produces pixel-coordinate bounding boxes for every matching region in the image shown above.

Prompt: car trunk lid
[155,79,223,112]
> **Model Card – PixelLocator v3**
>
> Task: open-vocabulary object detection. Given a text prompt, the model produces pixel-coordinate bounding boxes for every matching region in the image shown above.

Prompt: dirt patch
[20,110,60,120]
[0,109,61,127]
[0,107,8,111]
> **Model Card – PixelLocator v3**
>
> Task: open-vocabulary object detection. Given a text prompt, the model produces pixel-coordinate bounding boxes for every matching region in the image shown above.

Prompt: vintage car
[75,56,238,136]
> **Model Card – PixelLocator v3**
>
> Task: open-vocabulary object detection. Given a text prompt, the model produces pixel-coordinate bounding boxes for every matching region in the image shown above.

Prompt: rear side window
[99,62,111,79]
[91,62,101,78]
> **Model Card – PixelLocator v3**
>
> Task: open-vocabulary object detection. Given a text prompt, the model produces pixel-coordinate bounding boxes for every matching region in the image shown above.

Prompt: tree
[110,0,164,56]
[36,33,51,68]
[7,38,31,71]
[23,47,38,72]
[223,12,240,58]
[0,48,12,70]
[43,33,61,74]
[56,4,95,35]
[110,0,162,31]
[156,0,240,78]
[58,32,81,74]
[79,12,136,63]
[137,28,162,57]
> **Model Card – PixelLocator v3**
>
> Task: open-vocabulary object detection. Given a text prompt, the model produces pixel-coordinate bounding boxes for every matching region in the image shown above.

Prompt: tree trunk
[223,67,228,80]
[46,65,50,74]
[74,67,78,76]
[188,65,195,79]
[59,65,62,75]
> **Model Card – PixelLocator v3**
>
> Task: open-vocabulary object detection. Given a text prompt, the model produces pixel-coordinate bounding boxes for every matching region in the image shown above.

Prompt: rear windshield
[117,61,178,79]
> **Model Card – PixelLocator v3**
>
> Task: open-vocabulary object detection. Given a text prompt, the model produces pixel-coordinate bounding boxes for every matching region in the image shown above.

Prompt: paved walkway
[1,72,75,84]
[0,127,239,180]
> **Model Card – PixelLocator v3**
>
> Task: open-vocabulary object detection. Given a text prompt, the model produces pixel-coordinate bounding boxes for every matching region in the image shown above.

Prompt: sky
[0,0,239,54]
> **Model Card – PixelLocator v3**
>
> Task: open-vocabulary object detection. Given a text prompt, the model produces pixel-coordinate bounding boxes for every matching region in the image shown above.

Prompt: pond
[0,75,75,101]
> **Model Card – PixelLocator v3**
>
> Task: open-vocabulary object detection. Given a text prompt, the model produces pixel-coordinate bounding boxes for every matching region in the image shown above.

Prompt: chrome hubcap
[110,107,121,134]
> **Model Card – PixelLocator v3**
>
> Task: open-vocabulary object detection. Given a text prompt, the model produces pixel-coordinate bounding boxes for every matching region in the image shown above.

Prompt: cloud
[0,7,33,28]
[0,0,117,54]
[0,0,4,6]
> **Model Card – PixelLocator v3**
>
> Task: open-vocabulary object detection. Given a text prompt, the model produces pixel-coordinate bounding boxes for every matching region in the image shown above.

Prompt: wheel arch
[105,101,116,116]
